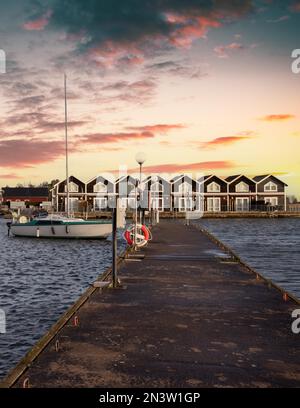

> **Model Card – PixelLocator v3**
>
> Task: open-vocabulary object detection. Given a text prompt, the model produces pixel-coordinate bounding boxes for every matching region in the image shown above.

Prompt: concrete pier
[5,220,300,388]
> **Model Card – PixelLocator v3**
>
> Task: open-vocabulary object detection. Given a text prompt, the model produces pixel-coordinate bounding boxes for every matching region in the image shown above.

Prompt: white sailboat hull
[11,223,112,239]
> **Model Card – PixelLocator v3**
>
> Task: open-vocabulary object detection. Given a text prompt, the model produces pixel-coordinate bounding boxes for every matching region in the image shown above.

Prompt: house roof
[170,174,197,183]
[115,175,138,185]
[252,175,268,182]
[253,174,288,186]
[86,174,115,184]
[2,187,48,197]
[198,174,213,183]
[225,175,241,182]
[226,174,255,184]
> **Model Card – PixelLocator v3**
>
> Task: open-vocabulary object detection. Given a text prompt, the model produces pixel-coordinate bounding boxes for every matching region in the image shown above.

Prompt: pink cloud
[23,10,52,31]
[169,16,221,48]
[0,173,21,180]
[128,161,236,173]
[259,114,296,121]
[0,139,70,168]
[127,124,186,133]
[78,123,185,145]
[214,42,244,58]
[201,136,252,148]
[290,2,300,12]
[79,131,154,145]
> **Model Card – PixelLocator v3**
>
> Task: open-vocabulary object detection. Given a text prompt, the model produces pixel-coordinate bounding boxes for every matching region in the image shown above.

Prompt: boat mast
[64,73,70,218]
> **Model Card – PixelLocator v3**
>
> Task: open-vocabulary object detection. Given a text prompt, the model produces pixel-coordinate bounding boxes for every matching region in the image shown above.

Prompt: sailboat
[9,75,114,239]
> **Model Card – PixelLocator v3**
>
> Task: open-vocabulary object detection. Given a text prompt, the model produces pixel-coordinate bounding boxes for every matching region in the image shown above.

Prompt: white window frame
[65,181,79,193]
[235,197,249,212]
[235,181,249,193]
[179,197,193,211]
[94,182,107,193]
[65,197,79,211]
[94,197,108,210]
[264,197,278,206]
[264,181,277,192]
[178,181,192,195]
[151,197,164,211]
[207,197,220,212]
[207,181,221,193]
[151,182,164,193]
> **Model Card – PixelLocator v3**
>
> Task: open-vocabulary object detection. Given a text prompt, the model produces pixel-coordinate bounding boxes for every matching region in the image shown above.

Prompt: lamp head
[135,151,147,165]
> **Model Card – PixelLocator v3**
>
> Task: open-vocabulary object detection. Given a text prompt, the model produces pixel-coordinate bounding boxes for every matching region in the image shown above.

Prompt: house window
[207,197,220,212]
[94,197,108,210]
[264,181,277,192]
[207,182,220,193]
[264,197,278,206]
[65,197,78,211]
[151,182,164,193]
[65,182,79,193]
[235,181,249,193]
[178,182,192,194]
[94,182,107,193]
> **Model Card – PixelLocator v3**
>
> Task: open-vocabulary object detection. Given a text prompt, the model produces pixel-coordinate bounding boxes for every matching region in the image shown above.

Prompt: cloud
[290,2,300,12]
[126,124,186,133]
[266,15,290,23]
[201,135,252,148]
[0,173,22,180]
[259,114,296,121]
[23,10,52,31]
[129,160,236,173]
[25,0,253,66]
[77,123,185,145]
[145,59,208,78]
[79,131,154,145]
[214,42,245,58]
[0,139,70,168]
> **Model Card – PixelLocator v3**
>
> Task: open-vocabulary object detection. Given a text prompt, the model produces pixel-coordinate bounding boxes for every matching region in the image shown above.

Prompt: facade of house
[86,175,115,211]
[171,175,200,212]
[143,175,171,211]
[51,176,86,212]
[226,175,257,212]
[253,175,287,211]
[40,173,290,214]
[198,175,228,212]
[115,175,138,210]
[2,187,49,208]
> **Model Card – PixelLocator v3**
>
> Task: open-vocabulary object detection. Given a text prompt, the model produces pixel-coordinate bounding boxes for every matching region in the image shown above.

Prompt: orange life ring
[124,224,150,246]
[124,229,133,246]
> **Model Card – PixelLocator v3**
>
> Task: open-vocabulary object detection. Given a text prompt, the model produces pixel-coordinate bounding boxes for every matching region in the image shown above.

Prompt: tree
[287,195,298,204]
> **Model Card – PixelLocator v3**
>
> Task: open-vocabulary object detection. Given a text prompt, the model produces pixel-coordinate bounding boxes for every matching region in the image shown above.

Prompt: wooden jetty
[2,220,300,388]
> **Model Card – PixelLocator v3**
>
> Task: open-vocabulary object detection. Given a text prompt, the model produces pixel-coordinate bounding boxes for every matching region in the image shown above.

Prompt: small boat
[8,215,112,239]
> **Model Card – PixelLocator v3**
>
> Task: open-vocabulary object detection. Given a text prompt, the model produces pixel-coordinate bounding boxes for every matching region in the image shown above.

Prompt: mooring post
[112,205,118,288]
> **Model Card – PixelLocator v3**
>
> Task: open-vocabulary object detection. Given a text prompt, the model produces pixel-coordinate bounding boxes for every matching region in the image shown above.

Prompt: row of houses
[50,174,287,213]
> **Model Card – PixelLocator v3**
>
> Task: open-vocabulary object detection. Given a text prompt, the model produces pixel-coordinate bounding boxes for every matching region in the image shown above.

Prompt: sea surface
[0,218,125,379]
[195,218,300,299]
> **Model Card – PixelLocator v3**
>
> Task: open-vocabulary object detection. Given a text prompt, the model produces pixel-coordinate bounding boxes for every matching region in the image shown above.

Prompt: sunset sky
[0,0,300,196]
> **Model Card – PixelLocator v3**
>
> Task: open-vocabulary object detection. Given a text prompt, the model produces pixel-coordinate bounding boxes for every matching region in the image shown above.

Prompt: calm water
[0,218,125,379]
[195,218,300,299]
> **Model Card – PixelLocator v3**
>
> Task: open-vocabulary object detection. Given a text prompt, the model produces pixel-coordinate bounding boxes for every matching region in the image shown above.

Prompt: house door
[65,198,78,212]
[235,197,249,212]
[152,197,163,211]
[94,197,107,210]
[179,197,193,211]
[207,197,220,212]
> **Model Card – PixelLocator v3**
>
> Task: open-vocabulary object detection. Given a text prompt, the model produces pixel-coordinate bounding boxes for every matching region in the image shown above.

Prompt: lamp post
[135,152,147,224]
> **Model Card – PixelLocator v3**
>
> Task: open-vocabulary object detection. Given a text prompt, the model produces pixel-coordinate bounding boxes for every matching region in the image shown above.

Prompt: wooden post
[112,204,117,288]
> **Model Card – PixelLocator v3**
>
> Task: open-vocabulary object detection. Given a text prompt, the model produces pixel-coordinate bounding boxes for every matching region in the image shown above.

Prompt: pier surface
[12,221,300,387]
